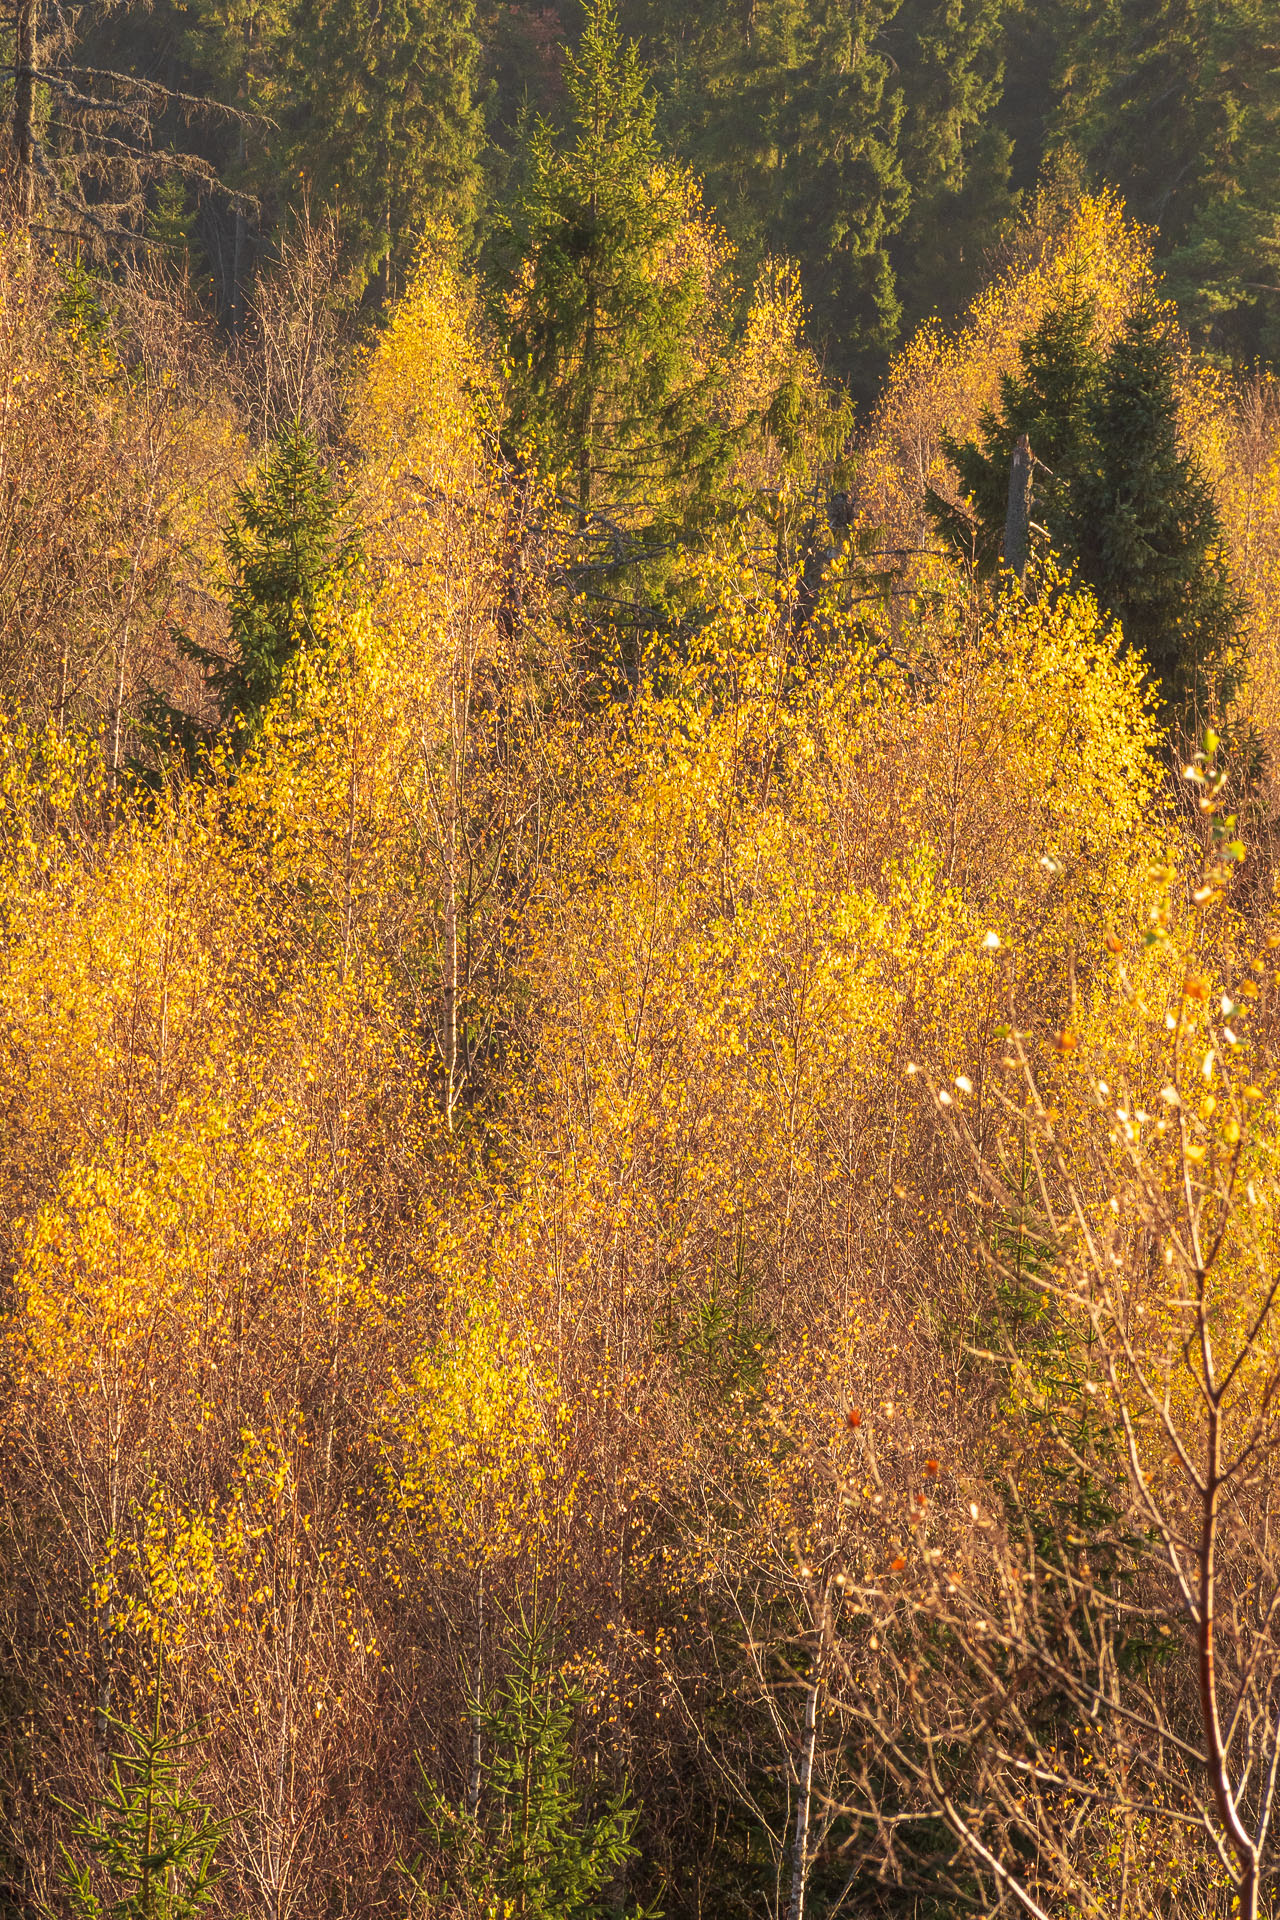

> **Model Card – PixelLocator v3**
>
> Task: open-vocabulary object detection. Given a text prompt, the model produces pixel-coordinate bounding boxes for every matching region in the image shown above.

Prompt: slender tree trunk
[13,0,36,224]
[93,1397,126,1766]
[94,1648,114,1763]
[110,621,130,775]
[443,671,461,1127]
[519,1727,532,1920]
[788,1580,833,1920]
[230,123,248,333]
[466,1571,484,1817]
[383,186,392,300]
[578,167,599,527]
[1198,1402,1261,1918]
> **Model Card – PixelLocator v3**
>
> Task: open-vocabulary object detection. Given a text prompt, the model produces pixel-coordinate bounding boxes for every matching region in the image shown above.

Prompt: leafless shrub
[233,210,359,445]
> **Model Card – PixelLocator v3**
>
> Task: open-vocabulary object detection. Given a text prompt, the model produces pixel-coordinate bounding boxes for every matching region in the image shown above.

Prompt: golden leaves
[859,191,1157,558]
[382,1287,574,1574]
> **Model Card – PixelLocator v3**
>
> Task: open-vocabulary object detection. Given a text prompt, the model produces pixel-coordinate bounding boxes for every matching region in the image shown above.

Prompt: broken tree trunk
[1003,432,1034,586]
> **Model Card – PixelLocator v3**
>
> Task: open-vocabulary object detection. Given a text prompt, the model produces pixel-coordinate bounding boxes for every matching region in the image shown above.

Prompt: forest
[1,0,1280,1913]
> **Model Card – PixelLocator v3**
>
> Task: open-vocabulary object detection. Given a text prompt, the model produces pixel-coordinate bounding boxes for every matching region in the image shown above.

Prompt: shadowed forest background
[3,0,1280,1916]
[16,0,1280,387]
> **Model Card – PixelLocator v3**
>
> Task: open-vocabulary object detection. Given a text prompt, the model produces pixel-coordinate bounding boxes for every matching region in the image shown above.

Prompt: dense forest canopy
[6,0,1278,383]
[2,0,1280,1917]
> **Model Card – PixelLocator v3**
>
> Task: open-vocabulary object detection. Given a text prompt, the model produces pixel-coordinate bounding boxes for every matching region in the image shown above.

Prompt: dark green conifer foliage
[55,260,113,353]
[928,296,1103,565]
[213,424,347,735]
[56,1677,227,1920]
[415,1613,655,1919]
[493,0,733,533]
[768,0,908,389]
[929,299,1241,718]
[620,0,909,392]
[1051,0,1280,363]
[621,0,1012,386]
[887,0,1017,330]
[1077,303,1242,717]
[146,176,195,271]
[283,0,483,294]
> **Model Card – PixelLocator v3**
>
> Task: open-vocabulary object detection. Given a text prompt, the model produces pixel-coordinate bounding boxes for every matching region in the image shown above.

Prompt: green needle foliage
[620,0,1011,389]
[413,1611,658,1920]
[144,422,349,767]
[145,177,195,272]
[1050,0,1280,364]
[1075,302,1243,721]
[887,0,1017,332]
[926,294,1104,564]
[491,0,734,536]
[927,295,1242,720]
[55,260,112,354]
[211,422,350,738]
[55,1675,227,1920]
[765,0,909,391]
[282,0,483,294]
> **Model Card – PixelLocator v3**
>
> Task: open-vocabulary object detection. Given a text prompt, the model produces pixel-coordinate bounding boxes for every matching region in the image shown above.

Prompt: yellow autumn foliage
[384,1288,575,1575]
[858,189,1156,556]
[522,558,1161,1297]
[2,195,1279,1920]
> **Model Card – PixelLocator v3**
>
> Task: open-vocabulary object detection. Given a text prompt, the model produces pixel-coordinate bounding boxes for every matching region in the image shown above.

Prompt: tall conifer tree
[415,1615,650,1918]
[929,297,1241,719]
[215,424,347,732]
[492,0,733,531]
[770,0,908,386]
[1051,0,1280,361]
[621,0,909,390]
[1077,302,1242,716]
[282,0,482,293]
[928,296,1103,564]
[888,0,1017,329]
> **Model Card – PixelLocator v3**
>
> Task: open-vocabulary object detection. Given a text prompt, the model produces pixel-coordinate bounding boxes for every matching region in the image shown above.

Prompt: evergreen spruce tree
[170,0,291,324]
[283,0,483,294]
[770,0,908,390]
[492,0,733,535]
[414,1613,655,1920]
[622,0,1015,386]
[621,0,909,393]
[928,297,1241,718]
[55,259,113,353]
[887,0,1017,330]
[927,295,1103,567]
[145,176,195,273]
[1050,0,1280,362]
[207,423,347,738]
[56,1670,227,1920]
[1077,302,1242,717]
